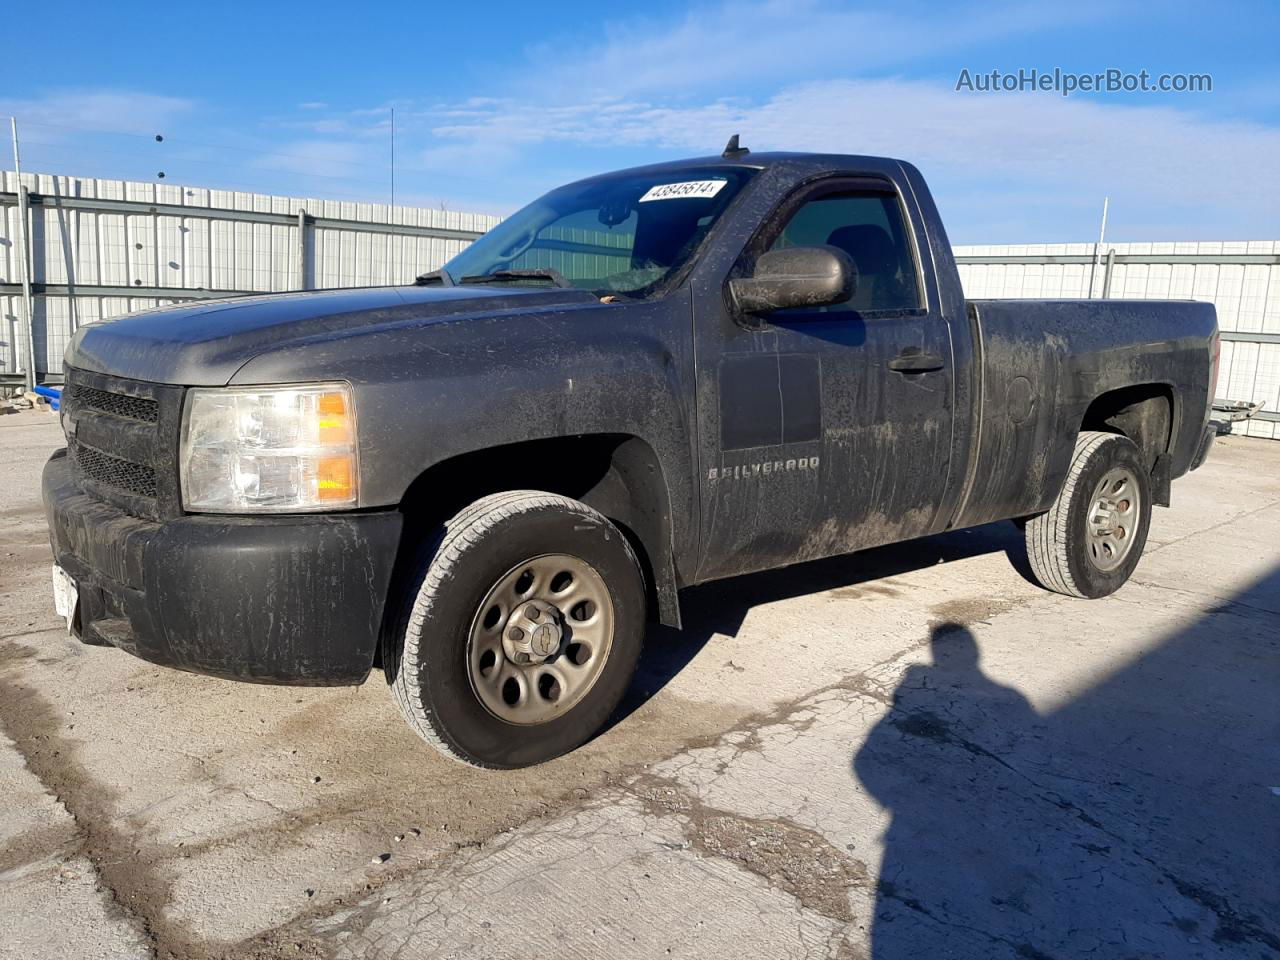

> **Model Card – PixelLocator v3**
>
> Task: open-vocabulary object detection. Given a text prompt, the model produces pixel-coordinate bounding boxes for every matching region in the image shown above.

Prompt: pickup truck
[43,142,1219,768]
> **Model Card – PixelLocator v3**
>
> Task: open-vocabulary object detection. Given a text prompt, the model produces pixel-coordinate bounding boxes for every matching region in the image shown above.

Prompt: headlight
[180,383,358,513]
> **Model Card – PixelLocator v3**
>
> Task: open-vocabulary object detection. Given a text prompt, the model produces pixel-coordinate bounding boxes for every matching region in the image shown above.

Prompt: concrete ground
[1,408,1277,960]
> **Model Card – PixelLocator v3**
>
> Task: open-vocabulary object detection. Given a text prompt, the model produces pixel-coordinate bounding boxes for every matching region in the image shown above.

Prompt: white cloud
[0,89,194,137]
[253,139,375,180]
[7,4,1262,240]
[326,0,1275,238]
[520,0,1104,100]
[295,0,1113,189]
[401,78,1280,239]
[378,0,1279,237]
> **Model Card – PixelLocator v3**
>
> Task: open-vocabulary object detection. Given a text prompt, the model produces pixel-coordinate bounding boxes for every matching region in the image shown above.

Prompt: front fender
[230,293,699,571]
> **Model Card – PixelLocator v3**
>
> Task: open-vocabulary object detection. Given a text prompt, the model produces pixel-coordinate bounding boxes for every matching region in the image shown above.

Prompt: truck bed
[954,298,1218,528]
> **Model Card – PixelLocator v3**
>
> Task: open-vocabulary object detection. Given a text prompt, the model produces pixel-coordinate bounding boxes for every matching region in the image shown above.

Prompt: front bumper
[42,449,403,685]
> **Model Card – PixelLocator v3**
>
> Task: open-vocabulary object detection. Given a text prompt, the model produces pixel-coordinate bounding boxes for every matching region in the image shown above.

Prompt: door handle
[888,349,945,373]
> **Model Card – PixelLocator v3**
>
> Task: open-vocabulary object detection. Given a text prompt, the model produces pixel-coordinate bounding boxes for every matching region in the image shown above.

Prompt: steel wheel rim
[466,553,615,726]
[1086,466,1140,572]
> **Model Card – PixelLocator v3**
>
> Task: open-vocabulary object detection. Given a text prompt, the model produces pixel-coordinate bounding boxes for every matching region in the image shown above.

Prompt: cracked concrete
[630,773,873,924]
[2,408,1278,959]
[0,725,150,960]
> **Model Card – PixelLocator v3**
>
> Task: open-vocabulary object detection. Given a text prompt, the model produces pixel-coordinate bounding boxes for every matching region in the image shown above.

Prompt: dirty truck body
[43,151,1219,767]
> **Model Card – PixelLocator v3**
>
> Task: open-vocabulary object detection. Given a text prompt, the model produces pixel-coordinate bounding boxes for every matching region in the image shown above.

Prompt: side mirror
[728,245,857,323]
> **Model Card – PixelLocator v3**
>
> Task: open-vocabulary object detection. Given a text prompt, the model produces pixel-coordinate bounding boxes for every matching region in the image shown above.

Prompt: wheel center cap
[531,623,559,657]
[502,599,563,664]
[1093,501,1117,533]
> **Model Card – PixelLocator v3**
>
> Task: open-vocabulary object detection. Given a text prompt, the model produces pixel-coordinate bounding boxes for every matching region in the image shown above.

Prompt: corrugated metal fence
[0,170,500,381]
[955,242,1280,440]
[4,171,1277,440]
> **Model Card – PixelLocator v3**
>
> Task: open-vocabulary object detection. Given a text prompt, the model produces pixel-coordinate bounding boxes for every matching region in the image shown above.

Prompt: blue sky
[4,0,1279,242]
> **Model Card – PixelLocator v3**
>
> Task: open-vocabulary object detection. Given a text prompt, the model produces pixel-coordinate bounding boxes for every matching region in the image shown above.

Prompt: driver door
[693,175,956,582]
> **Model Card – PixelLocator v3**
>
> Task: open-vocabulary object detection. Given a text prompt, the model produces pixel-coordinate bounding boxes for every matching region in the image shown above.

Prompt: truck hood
[64,285,600,386]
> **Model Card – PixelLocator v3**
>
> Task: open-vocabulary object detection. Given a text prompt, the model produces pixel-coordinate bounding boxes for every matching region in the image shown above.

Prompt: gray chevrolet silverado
[43,143,1219,768]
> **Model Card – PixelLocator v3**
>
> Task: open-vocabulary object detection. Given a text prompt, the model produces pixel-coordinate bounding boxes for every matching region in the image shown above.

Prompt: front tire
[389,491,645,769]
[1024,431,1152,599]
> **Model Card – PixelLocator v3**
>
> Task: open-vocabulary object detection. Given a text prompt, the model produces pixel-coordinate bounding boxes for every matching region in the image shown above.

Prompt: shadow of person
[607,521,1028,732]
[854,597,1280,960]
[854,622,1058,959]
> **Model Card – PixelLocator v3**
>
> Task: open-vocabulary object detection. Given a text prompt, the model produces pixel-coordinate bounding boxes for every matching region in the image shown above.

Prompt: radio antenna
[722,134,749,158]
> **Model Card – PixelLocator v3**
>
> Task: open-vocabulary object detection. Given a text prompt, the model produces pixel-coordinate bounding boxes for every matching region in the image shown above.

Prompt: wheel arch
[390,433,682,635]
[1079,382,1176,471]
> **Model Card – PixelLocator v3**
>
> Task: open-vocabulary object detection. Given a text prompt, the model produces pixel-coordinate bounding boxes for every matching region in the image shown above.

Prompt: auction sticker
[639,180,728,202]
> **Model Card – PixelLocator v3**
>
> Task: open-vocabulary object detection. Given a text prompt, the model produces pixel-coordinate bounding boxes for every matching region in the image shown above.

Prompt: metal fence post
[297,208,309,291]
[1087,197,1109,299]
[16,184,38,390]
[51,182,81,336]
[10,117,39,388]
[1101,249,1116,299]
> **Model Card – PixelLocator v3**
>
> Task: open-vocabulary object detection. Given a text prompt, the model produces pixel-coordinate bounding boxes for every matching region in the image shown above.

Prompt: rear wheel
[1024,431,1152,599]
[389,491,645,768]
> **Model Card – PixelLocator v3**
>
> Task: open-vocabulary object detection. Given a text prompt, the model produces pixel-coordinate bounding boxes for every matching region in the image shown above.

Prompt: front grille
[67,383,159,423]
[71,442,158,499]
[62,368,183,520]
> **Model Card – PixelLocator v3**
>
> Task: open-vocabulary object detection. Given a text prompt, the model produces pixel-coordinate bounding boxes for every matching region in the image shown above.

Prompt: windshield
[438,167,755,298]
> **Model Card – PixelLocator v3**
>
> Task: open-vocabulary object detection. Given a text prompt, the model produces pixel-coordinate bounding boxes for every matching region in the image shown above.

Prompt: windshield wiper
[414,269,454,287]
[458,268,572,289]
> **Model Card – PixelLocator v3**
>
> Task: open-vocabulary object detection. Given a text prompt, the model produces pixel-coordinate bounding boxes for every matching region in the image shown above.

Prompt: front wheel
[389,491,645,769]
[1024,431,1152,599]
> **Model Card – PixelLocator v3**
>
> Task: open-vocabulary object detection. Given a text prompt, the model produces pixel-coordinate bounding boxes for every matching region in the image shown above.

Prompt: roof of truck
[565,150,911,186]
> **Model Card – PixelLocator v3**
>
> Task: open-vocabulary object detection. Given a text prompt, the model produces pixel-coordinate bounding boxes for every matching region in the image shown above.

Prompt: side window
[770,192,921,313]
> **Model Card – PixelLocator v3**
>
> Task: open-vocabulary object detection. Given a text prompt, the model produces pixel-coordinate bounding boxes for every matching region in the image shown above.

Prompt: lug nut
[514,652,530,664]
[508,626,525,643]
[525,605,541,621]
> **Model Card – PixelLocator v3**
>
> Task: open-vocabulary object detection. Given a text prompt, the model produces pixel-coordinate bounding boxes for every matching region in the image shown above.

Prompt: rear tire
[1024,431,1151,599]
[389,491,645,769]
